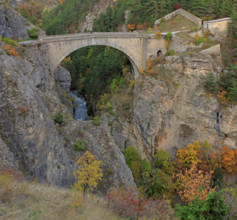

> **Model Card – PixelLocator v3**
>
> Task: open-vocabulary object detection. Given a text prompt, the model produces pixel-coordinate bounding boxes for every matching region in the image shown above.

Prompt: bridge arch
[51,40,140,78]
[41,33,167,79]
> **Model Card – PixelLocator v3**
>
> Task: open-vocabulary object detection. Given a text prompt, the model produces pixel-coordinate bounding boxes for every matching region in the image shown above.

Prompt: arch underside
[49,39,141,79]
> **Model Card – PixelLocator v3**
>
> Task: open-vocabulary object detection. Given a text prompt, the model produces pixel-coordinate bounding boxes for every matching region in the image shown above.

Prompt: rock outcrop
[79,0,119,32]
[0,136,18,171]
[0,39,135,190]
[133,54,237,157]
[54,66,71,93]
[100,53,237,160]
[0,0,30,39]
[62,120,135,191]
[0,42,75,186]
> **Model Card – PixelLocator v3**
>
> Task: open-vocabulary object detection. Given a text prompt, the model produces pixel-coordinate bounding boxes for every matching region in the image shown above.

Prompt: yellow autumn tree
[72,151,103,195]
[177,141,202,168]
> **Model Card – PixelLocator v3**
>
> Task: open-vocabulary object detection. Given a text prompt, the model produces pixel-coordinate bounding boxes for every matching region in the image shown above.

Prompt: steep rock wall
[103,54,237,159]
[134,54,237,157]
[0,41,135,190]
[0,0,30,39]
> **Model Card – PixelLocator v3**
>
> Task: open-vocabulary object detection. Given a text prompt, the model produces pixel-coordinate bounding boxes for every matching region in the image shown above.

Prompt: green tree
[123,146,143,182]
[153,148,174,175]
[205,73,217,94]
[175,191,228,220]
[220,0,232,17]
[143,169,173,198]
[72,151,103,195]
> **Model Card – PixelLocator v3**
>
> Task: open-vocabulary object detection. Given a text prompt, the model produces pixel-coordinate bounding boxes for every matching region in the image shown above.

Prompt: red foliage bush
[106,187,175,218]
[0,168,24,181]
[174,3,181,10]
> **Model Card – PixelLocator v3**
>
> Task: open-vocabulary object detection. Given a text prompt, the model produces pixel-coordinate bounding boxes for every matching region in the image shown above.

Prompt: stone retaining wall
[155,8,202,27]
[203,18,231,40]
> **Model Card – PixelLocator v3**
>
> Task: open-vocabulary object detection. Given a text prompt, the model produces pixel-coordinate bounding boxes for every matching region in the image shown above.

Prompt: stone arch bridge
[38,32,166,78]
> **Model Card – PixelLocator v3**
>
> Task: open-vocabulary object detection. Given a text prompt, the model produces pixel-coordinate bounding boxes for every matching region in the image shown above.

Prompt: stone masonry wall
[203,18,231,40]
[155,8,202,27]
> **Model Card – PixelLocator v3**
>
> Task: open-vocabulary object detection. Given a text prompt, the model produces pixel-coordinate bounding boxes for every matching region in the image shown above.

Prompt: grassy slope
[159,14,197,32]
[0,173,119,220]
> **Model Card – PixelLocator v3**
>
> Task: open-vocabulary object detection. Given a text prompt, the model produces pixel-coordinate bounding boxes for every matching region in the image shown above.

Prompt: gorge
[0,0,237,219]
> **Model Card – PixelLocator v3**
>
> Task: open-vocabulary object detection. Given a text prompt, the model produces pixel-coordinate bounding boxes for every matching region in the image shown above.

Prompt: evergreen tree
[229,81,237,102]
[220,0,232,17]
[205,73,217,94]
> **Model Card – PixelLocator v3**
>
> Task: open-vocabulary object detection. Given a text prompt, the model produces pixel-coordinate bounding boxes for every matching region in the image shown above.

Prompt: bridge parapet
[39,32,153,43]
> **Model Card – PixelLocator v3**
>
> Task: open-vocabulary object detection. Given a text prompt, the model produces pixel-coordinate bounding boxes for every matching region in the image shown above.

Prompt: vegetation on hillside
[42,0,99,34]
[93,1,125,32]
[42,0,236,35]
[205,13,237,103]
[122,141,237,219]
[93,0,236,30]
[1,141,236,219]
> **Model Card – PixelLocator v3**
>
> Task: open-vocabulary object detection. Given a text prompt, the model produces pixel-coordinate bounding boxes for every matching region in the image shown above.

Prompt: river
[71,92,88,121]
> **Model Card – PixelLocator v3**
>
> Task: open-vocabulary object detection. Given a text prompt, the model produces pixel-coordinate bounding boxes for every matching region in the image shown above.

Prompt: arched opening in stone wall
[157,50,162,57]
[55,45,136,121]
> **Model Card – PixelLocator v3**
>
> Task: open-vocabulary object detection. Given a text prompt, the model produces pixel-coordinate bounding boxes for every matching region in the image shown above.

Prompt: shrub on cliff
[205,73,217,94]
[219,65,237,103]
[73,140,86,152]
[92,116,101,126]
[52,112,65,126]
[27,28,38,39]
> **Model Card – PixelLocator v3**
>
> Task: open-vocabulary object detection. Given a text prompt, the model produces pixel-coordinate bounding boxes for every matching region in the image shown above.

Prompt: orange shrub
[126,24,135,31]
[174,164,216,203]
[217,90,228,105]
[194,33,200,41]
[147,69,155,76]
[139,68,145,75]
[220,147,237,174]
[209,150,219,170]
[165,40,170,49]
[2,45,18,56]
[146,59,152,70]
[137,23,147,30]
[154,31,162,39]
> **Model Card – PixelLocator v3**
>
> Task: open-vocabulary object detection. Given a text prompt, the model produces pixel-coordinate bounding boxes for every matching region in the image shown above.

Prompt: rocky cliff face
[0,43,74,186]
[0,39,135,190]
[0,0,31,39]
[79,0,118,32]
[105,53,237,159]
[0,0,135,191]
